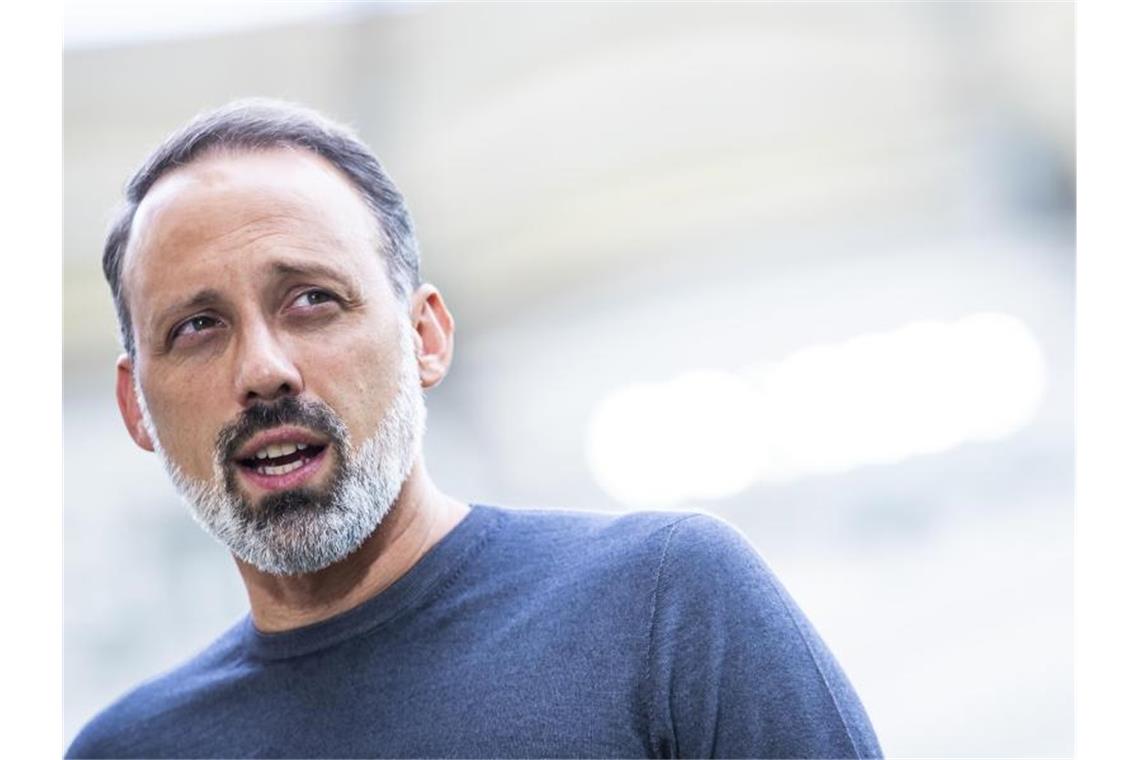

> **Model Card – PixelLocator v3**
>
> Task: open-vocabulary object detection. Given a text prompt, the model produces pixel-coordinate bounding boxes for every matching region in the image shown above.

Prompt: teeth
[257,458,307,476]
[254,442,302,460]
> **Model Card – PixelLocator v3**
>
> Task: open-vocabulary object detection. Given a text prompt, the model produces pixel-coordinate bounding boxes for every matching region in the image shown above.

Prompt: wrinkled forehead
[121,147,383,308]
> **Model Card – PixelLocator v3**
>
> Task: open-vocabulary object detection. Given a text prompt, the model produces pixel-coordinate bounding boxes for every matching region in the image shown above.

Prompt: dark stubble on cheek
[214,397,351,530]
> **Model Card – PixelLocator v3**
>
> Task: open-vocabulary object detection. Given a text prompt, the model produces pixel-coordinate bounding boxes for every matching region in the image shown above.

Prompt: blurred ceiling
[64,2,1073,368]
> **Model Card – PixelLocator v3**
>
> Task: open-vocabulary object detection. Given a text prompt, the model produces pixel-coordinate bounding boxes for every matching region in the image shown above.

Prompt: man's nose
[232,322,304,406]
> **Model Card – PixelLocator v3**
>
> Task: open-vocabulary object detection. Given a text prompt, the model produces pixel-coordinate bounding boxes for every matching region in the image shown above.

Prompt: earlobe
[115,355,156,452]
[409,284,455,389]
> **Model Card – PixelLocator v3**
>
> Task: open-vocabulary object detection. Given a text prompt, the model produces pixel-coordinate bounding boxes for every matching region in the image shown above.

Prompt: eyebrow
[270,260,358,290]
[151,288,226,340]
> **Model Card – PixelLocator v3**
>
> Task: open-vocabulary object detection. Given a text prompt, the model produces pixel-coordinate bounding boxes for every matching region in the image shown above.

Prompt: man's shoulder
[478,504,760,592]
[66,618,248,759]
[490,503,748,552]
[480,503,729,564]
[486,503,701,539]
[492,505,797,654]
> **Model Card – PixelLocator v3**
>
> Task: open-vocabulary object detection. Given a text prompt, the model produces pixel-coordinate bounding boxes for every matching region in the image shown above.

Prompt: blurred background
[64,2,1074,756]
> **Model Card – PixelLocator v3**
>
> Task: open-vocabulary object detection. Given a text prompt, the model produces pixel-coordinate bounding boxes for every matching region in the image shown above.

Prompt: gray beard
[136,329,426,576]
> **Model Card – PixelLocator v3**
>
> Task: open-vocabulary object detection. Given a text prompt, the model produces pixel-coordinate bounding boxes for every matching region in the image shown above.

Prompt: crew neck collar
[240,503,502,660]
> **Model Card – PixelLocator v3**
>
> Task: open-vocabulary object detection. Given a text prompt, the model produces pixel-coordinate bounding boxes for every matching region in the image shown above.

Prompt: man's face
[117,147,426,574]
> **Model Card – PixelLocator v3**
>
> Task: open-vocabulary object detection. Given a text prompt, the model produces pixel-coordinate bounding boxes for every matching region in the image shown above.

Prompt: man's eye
[172,315,222,341]
[289,289,336,309]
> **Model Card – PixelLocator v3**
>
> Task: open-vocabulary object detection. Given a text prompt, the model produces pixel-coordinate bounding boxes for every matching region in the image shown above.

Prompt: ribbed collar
[240,504,503,661]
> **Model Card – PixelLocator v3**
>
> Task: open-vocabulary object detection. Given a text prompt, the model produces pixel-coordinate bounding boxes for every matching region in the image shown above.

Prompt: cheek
[299,332,405,433]
[142,372,230,472]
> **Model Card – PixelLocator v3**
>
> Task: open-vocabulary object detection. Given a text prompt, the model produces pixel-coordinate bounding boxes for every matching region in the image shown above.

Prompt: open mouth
[238,441,327,475]
[232,435,332,493]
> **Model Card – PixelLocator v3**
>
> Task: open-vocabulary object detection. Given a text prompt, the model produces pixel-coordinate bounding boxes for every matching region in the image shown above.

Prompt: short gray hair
[103,98,421,358]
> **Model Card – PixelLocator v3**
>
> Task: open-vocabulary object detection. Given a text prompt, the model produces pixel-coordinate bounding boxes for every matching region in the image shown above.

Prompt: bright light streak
[585,312,1047,507]
[585,370,762,507]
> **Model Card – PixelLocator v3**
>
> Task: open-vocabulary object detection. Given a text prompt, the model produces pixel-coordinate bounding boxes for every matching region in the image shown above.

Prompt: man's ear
[115,354,155,452]
[408,284,455,389]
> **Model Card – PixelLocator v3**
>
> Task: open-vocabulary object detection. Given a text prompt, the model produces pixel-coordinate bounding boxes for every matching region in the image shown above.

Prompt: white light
[585,312,1047,506]
[953,312,1048,440]
[585,370,760,508]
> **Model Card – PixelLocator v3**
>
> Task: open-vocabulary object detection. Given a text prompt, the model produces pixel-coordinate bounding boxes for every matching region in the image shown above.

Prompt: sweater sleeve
[644,514,882,759]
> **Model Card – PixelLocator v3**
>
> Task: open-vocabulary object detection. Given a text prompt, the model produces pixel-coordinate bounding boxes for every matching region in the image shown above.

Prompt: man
[67,99,882,759]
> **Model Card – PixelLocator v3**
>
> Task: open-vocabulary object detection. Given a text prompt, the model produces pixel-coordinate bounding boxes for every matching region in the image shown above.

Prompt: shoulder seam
[767,576,864,757]
[640,513,703,758]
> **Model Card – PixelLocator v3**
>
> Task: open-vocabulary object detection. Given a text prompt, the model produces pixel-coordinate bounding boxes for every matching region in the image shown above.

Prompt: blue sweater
[67,504,882,758]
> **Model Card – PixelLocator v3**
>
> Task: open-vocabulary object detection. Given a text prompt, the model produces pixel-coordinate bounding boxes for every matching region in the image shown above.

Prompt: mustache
[216,396,347,464]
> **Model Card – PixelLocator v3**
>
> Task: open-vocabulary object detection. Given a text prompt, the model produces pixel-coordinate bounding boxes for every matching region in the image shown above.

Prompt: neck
[234,457,470,633]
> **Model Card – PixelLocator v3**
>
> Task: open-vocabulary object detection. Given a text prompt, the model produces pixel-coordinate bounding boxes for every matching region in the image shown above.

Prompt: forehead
[122,147,383,309]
